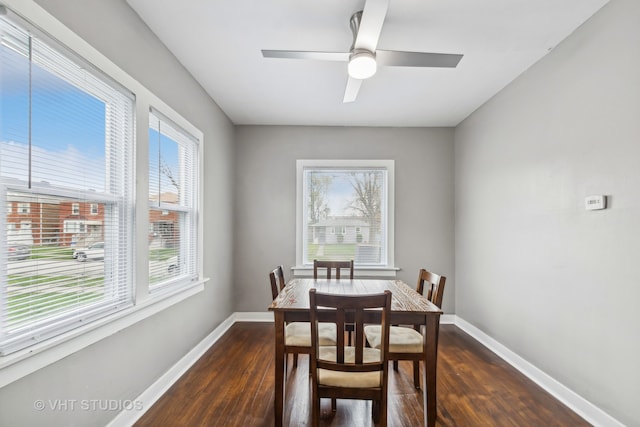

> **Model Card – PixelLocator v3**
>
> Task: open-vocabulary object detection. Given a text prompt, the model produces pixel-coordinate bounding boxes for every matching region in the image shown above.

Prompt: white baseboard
[454,317,624,427]
[440,314,455,324]
[109,312,624,427]
[107,314,236,427]
[233,311,273,322]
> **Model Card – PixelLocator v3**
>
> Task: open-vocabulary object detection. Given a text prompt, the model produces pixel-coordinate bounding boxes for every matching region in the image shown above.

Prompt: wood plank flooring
[135,323,590,427]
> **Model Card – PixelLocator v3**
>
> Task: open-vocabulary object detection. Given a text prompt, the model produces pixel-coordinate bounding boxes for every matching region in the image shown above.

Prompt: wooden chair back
[313,259,354,280]
[309,288,392,426]
[269,265,286,300]
[416,268,446,308]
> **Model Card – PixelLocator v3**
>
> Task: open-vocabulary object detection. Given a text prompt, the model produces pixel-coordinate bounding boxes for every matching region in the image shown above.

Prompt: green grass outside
[29,245,74,260]
[9,275,103,288]
[7,290,103,323]
[149,248,178,261]
[27,245,176,261]
[307,244,356,260]
[6,274,105,324]
[5,247,175,325]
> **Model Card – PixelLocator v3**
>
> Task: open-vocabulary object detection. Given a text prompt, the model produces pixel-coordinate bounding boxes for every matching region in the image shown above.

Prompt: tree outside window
[297,160,394,268]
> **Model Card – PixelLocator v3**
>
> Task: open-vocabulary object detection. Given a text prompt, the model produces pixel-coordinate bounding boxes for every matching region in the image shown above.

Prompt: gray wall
[234,126,455,314]
[0,1,235,426]
[454,0,640,424]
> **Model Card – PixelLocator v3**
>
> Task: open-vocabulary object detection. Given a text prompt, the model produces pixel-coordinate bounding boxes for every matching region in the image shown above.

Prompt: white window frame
[294,159,396,277]
[6,202,10,214]
[0,10,135,356]
[0,1,206,388]
[90,203,98,215]
[147,108,200,293]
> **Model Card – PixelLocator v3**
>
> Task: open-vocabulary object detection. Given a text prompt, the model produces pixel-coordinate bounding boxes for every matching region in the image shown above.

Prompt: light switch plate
[585,195,606,210]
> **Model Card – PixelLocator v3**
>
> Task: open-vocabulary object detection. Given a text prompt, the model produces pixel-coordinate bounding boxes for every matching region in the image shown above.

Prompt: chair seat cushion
[364,325,423,353]
[317,346,383,388]
[285,322,337,346]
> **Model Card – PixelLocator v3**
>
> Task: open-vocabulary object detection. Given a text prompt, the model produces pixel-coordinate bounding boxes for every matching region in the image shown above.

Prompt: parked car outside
[8,244,31,261]
[74,242,105,262]
[166,256,179,274]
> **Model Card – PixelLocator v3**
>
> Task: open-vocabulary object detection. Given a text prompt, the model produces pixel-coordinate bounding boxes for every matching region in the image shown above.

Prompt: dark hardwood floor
[135,323,590,427]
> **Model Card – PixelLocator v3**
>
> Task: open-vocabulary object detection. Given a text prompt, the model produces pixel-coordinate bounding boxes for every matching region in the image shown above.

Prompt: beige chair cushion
[317,346,383,388]
[285,322,337,346]
[364,325,423,353]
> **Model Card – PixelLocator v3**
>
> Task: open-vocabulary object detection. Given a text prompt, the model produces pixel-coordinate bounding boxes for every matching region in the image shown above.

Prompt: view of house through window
[299,160,394,267]
[148,110,198,289]
[0,13,134,355]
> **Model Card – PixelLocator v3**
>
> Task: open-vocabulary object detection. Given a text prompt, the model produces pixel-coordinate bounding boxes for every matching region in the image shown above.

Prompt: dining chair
[269,265,286,300]
[313,259,354,280]
[309,288,392,427]
[269,266,337,371]
[364,268,446,389]
[313,259,356,344]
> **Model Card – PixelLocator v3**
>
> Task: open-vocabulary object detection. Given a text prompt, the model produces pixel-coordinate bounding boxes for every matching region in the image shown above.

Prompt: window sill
[0,278,208,388]
[292,266,399,278]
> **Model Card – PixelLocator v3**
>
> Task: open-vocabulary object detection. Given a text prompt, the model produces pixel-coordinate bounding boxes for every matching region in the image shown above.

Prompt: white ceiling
[126,0,608,127]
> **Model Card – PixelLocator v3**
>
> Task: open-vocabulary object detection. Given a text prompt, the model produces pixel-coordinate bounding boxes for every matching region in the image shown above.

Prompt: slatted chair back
[269,265,286,300]
[309,288,392,427]
[313,259,354,280]
[416,268,446,308]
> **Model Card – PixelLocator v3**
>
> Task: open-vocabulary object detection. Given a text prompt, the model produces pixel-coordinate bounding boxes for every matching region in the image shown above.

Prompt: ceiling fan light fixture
[348,50,377,79]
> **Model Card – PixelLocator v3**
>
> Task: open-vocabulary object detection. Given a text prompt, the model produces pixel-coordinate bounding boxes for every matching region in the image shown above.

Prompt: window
[63,219,88,234]
[0,12,134,355]
[90,203,98,215]
[296,160,395,274]
[6,202,10,214]
[148,110,199,290]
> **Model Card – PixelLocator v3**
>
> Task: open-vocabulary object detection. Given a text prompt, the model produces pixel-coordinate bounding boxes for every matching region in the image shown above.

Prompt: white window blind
[298,160,394,267]
[0,12,135,355]
[148,109,198,290]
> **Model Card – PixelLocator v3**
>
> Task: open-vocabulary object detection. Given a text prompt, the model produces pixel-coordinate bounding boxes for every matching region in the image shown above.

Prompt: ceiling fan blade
[343,77,363,103]
[354,0,389,52]
[376,50,463,68]
[261,50,349,62]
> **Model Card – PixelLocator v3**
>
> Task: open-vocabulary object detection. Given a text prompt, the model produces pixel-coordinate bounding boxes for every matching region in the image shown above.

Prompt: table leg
[424,314,440,427]
[274,311,285,427]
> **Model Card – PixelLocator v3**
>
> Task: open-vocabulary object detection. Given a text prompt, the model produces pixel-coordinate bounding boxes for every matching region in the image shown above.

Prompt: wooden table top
[269,278,442,315]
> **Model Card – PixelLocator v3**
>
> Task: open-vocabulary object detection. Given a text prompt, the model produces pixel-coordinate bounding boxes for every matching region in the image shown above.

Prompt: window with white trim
[296,160,395,272]
[0,12,134,355]
[148,110,199,290]
[17,203,29,214]
[90,203,98,215]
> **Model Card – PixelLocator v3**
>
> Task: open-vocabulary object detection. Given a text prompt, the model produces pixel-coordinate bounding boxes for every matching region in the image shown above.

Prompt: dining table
[268,277,443,427]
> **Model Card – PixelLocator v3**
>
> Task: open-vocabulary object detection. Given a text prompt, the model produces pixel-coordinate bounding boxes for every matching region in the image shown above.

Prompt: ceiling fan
[261,0,463,103]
